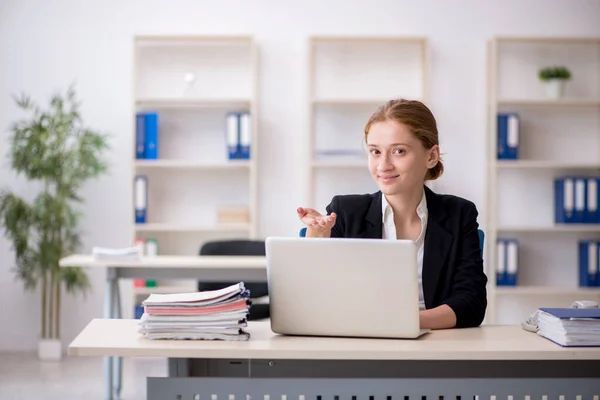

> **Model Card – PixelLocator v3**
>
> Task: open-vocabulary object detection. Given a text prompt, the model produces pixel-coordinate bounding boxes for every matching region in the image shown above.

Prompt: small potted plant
[538,66,571,99]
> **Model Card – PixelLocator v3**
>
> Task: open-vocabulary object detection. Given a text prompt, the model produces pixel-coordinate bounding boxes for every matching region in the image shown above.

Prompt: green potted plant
[0,85,110,361]
[538,66,572,99]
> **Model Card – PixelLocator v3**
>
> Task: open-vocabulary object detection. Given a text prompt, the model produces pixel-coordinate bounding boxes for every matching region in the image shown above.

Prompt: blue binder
[134,175,148,224]
[135,113,146,159]
[225,112,240,160]
[497,113,519,160]
[584,177,599,223]
[496,239,518,286]
[239,111,251,159]
[144,112,159,159]
[573,177,586,224]
[555,178,576,224]
[505,239,518,286]
[496,239,507,286]
[579,241,599,287]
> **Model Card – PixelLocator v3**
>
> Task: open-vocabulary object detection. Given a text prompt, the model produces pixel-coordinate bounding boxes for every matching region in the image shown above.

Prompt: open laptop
[265,236,428,339]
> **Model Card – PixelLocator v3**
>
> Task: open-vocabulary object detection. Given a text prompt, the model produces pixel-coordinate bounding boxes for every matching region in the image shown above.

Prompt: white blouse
[381,190,428,310]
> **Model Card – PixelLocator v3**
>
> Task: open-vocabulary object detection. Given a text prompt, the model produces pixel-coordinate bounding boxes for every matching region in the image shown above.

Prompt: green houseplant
[0,85,109,360]
[538,66,572,99]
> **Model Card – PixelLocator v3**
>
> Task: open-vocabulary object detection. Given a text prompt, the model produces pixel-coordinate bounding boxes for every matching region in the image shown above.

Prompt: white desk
[69,319,600,400]
[59,255,267,400]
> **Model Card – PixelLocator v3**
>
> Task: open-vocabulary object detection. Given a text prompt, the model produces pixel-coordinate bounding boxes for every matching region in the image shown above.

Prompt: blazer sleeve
[325,196,345,238]
[442,202,488,328]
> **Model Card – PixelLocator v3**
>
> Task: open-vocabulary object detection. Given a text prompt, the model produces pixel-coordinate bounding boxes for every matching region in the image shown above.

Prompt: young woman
[297,99,487,330]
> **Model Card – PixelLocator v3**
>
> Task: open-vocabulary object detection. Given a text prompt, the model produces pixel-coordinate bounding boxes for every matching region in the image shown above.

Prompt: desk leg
[112,277,123,400]
[104,268,115,400]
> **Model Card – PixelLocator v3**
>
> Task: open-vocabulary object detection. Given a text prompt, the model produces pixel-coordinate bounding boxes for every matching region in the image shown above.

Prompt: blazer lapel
[363,191,383,239]
[422,187,453,308]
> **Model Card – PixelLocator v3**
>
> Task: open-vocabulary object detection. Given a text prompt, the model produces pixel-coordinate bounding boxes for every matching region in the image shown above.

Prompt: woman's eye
[393,148,405,155]
[370,149,380,155]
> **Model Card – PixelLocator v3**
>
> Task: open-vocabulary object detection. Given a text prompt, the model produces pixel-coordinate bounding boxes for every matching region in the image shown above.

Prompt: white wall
[1,0,599,351]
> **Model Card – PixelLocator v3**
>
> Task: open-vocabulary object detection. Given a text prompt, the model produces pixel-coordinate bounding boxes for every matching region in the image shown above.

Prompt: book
[537,307,600,347]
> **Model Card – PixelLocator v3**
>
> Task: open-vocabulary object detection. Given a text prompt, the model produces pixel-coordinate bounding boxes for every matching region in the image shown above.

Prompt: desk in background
[59,255,267,400]
[69,319,600,400]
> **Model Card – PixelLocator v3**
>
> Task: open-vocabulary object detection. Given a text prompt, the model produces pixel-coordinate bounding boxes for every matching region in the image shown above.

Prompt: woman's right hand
[296,207,336,237]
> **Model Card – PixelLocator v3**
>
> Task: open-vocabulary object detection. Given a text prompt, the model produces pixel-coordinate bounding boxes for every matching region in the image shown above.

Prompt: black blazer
[325,186,488,328]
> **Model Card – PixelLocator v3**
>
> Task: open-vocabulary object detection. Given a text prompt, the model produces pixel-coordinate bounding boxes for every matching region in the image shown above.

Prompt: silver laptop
[265,236,428,339]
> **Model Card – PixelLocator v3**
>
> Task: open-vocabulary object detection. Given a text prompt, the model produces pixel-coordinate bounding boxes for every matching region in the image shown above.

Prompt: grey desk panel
[148,377,600,400]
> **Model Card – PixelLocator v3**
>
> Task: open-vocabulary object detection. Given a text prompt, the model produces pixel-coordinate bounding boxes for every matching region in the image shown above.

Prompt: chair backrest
[198,239,268,297]
[299,227,485,257]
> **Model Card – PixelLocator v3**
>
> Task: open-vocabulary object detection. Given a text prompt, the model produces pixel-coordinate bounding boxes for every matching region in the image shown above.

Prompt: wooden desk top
[59,255,266,269]
[68,319,600,360]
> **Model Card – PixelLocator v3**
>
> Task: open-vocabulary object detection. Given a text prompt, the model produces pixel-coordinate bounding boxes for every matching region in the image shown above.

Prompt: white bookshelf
[129,35,259,315]
[486,37,600,325]
[306,36,430,210]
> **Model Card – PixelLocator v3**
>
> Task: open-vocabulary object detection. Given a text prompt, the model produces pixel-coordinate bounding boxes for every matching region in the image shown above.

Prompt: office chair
[198,239,270,320]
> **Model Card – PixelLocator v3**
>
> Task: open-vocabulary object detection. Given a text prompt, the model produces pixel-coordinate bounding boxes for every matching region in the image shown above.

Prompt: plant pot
[543,78,566,99]
[38,339,62,361]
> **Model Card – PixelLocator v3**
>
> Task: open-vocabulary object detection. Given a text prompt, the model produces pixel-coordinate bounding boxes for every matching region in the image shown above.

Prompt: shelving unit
[129,35,259,316]
[486,37,600,325]
[306,36,429,210]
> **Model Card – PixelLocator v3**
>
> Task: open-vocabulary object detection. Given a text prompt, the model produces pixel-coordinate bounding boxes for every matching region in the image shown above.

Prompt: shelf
[495,160,600,170]
[312,98,407,106]
[312,160,367,168]
[494,36,600,45]
[497,225,600,233]
[494,286,600,296]
[497,99,600,107]
[311,36,428,44]
[135,160,252,169]
[136,98,251,109]
[135,223,251,233]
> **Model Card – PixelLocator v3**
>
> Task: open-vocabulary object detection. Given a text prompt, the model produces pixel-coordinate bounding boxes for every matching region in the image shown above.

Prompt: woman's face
[366,119,439,196]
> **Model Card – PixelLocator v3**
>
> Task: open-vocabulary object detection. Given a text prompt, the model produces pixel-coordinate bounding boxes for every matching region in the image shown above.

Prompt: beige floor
[0,352,167,400]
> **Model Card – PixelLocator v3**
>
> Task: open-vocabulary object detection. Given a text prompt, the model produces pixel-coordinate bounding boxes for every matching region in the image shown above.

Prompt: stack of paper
[138,282,252,341]
[92,246,142,261]
[537,308,600,347]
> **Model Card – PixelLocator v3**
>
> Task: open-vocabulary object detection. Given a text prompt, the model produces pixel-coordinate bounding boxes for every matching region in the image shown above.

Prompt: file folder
[506,239,518,286]
[239,111,251,159]
[144,112,159,159]
[135,113,146,159]
[496,239,518,286]
[537,307,600,347]
[574,178,586,224]
[555,178,575,224]
[496,240,506,286]
[226,112,239,160]
[134,175,147,224]
[579,241,599,287]
[585,178,599,223]
[497,113,519,160]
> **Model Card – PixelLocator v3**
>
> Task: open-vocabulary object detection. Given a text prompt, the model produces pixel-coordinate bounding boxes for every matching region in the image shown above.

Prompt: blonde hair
[364,99,443,180]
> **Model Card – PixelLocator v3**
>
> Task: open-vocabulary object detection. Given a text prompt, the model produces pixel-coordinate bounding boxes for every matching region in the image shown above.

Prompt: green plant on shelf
[538,66,572,81]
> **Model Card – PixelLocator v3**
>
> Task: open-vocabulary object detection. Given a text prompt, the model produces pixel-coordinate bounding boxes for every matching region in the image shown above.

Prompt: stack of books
[138,282,252,341]
[537,308,600,347]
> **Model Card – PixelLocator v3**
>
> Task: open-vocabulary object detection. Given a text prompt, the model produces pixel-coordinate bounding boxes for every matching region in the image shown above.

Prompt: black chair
[198,239,269,320]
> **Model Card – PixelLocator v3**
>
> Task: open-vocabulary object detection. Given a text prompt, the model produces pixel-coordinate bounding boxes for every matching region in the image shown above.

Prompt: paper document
[137,282,252,341]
